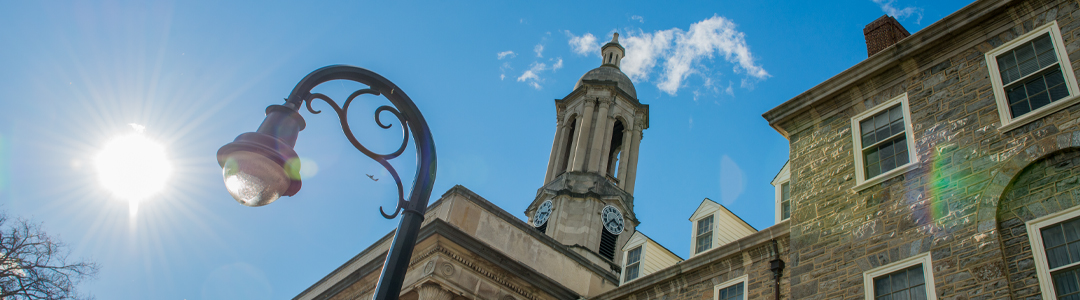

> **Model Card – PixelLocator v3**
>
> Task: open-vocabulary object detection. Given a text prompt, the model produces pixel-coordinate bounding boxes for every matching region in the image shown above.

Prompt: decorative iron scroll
[283,65,437,219]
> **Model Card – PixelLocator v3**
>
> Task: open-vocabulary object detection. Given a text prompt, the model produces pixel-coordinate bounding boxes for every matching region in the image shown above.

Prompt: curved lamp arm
[287,65,438,218]
[217,65,437,300]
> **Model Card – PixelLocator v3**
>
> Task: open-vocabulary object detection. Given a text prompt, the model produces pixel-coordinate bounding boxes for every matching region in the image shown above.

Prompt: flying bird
[366,174,379,181]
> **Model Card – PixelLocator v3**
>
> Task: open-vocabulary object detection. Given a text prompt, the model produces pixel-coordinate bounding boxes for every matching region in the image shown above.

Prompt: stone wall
[997,148,1080,299]
[590,223,788,300]
[775,0,1080,299]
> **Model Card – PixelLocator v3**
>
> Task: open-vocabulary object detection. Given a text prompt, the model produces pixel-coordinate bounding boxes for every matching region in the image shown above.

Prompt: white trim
[621,244,645,284]
[773,162,791,223]
[851,93,919,191]
[713,274,748,300]
[693,215,715,257]
[1026,204,1080,298]
[862,252,936,300]
[985,21,1080,132]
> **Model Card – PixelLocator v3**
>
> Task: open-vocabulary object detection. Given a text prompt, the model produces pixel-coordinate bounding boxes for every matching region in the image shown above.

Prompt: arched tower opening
[557,116,577,176]
[606,120,625,179]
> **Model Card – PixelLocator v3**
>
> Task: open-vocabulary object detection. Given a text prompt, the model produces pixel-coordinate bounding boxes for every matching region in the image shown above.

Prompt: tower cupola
[601,33,625,68]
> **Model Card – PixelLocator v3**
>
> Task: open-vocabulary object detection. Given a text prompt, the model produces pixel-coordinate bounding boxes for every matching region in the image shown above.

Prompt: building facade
[297,0,1080,299]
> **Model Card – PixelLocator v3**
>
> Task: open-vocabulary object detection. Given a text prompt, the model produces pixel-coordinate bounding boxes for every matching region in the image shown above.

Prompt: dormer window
[623,246,642,282]
[695,215,714,254]
[772,162,791,222]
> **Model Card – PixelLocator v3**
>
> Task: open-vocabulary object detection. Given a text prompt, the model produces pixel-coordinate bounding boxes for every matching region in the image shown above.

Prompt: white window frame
[851,93,919,191]
[1026,204,1080,298]
[986,21,1080,132]
[862,252,936,300]
[772,162,791,223]
[621,244,645,284]
[713,274,747,300]
[694,215,714,255]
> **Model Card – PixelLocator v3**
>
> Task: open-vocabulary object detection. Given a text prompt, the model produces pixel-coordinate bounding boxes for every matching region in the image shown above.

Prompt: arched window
[557,117,577,175]
[606,120,625,178]
[607,53,613,64]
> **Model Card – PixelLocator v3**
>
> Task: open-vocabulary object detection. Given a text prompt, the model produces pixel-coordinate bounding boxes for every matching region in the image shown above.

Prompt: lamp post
[216,65,436,300]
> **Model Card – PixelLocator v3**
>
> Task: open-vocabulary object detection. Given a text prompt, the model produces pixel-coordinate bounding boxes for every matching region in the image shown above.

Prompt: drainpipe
[769,239,785,300]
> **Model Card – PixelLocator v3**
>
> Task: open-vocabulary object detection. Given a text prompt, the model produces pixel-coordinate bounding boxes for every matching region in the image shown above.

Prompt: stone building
[296,0,1080,298]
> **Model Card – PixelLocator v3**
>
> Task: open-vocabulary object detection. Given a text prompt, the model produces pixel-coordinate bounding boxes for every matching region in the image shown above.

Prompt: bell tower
[525,33,649,267]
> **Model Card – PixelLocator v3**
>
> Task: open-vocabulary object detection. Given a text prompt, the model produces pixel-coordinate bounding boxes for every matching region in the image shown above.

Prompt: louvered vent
[600,229,618,260]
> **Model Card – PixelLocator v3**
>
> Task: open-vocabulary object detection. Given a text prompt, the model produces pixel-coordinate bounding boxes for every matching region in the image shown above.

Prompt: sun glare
[95,124,172,208]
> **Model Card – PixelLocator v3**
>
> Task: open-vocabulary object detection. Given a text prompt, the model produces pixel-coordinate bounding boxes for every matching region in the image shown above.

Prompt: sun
[95,124,172,210]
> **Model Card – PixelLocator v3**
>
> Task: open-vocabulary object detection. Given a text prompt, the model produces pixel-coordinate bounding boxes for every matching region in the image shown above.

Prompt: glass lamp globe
[222,150,291,207]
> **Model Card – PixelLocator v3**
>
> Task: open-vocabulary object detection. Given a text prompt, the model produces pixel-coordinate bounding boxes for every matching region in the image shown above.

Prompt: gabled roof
[688,198,757,232]
[622,230,684,261]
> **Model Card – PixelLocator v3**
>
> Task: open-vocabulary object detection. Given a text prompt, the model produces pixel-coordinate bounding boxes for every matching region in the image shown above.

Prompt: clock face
[601,205,624,234]
[532,200,553,227]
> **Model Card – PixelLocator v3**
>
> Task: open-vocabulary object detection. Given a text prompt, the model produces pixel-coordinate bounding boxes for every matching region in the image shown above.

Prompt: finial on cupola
[601,32,625,68]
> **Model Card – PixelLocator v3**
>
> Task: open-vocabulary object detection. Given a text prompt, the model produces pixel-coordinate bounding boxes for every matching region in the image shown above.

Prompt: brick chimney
[864,15,910,57]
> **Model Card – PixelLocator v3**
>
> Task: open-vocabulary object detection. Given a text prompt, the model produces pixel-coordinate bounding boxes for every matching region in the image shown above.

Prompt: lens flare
[95,127,172,203]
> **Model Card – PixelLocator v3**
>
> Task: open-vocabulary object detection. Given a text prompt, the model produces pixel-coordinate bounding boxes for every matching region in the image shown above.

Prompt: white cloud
[497,51,516,60]
[534,44,544,58]
[517,62,547,89]
[622,30,674,81]
[567,31,601,56]
[613,15,769,96]
[513,57,564,89]
[500,74,506,80]
[631,15,644,23]
[873,0,923,23]
[719,155,745,206]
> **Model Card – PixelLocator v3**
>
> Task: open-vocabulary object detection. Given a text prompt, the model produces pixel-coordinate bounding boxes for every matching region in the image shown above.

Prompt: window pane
[890,121,905,137]
[782,200,791,219]
[864,133,877,147]
[1055,270,1080,297]
[1008,85,1029,104]
[880,141,894,158]
[867,162,882,178]
[893,289,910,300]
[1050,246,1071,269]
[866,148,880,165]
[890,107,903,122]
[1030,90,1052,110]
[1011,102,1032,117]
[875,114,889,130]
[911,288,927,300]
[1046,226,1067,247]
[876,276,892,295]
[909,265,924,286]
[999,52,1017,71]
[1026,76,1048,94]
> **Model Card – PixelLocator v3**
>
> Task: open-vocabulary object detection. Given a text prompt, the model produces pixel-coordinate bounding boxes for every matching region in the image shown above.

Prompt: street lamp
[216,65,437,300]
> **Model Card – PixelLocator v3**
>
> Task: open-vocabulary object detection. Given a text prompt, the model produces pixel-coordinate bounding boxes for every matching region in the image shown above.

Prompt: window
[772,162,791,222]
[986,21,1080,132]
[851,94,917,190]
[780,182,791,220]
[623,246,643,283]
[1027,206,1080,298]
[713,275,746,300]
[696,215,713,254]
[862,252,936,300]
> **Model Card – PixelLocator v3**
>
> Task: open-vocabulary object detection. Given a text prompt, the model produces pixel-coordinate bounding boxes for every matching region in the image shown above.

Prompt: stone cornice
[443,185,623,284]
[761,0,1013,137]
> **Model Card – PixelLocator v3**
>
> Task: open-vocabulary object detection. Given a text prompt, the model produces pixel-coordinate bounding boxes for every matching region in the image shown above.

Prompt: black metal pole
[372,209,424,300]
[281,65,437,300]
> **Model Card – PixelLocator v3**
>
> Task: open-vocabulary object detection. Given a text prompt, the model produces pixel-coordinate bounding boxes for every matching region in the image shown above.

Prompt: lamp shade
[217,105,305,206]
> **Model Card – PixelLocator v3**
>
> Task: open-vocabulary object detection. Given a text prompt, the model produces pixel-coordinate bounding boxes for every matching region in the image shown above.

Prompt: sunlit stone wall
[775,0,1080,299]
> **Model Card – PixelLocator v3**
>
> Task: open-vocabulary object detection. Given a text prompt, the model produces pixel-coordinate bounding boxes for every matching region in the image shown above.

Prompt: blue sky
[0,0,971,299]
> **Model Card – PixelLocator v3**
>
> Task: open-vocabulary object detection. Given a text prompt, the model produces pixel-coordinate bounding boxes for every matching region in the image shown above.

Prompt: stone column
[587,98,613,173]
[544,122,566,183]
[415,282,454,300]
[596,112,616,177]
[623,122,644,195]
[570,98,596,172]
